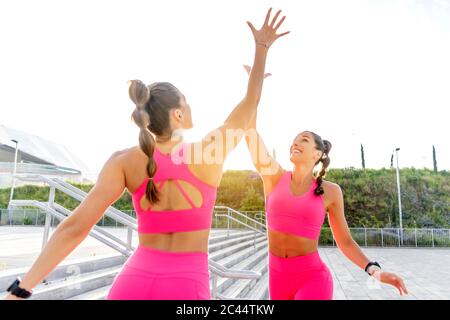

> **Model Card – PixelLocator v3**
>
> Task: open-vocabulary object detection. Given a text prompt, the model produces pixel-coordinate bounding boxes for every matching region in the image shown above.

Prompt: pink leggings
[107,245,210,300]
[269,250,333,300]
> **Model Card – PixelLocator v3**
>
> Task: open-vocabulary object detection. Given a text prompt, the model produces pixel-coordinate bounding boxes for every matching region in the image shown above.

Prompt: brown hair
[306,131,332,196]
[128,79,181,204]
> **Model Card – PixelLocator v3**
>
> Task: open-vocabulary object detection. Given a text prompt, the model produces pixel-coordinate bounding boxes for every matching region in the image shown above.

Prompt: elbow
[58,216,91,240]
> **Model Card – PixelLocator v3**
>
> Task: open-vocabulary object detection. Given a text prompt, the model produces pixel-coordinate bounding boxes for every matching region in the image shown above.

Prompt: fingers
[270,10,282,28]
[247,21,256,34]
[264,7,272,26]
[398,278,408,295]
[276,31,291,39]
[274,16,286,31]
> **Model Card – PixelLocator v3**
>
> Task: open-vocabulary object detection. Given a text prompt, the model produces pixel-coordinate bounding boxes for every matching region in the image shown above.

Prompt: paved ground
[1,227,449,300]
[319,247,450,300]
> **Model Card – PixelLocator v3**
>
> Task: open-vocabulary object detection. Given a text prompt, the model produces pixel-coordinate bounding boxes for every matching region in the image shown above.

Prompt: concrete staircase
[0,229,269,300]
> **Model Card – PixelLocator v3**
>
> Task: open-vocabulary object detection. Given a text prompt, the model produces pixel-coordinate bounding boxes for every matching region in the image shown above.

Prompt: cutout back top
[132,142,218,234]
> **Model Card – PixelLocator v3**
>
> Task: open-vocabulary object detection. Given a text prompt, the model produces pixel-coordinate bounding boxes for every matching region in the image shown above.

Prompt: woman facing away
[3,8,290,300]
[243,68,408,300]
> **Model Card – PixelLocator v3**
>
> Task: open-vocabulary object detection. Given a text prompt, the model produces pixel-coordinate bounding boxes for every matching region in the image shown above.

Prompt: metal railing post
[42,186,56,250]
[381,229,384,247]
[415,229,417,247]
[431,229,435,248]
[227,209,230,236]
[397,228,401,247]
[211,275,218,300]
[127,227,133,251]
[364,228,367,247]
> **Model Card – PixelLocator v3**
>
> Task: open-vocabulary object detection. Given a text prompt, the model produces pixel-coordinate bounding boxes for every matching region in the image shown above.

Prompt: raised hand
[243,65,272,78]
[247,8,290,49]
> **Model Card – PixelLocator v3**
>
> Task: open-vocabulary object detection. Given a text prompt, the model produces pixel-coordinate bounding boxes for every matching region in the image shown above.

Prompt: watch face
[7,279,20,292]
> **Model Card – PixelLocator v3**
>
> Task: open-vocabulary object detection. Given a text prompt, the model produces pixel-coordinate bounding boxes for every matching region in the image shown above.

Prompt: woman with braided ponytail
[244,69,408,300]
[3,8,289,300]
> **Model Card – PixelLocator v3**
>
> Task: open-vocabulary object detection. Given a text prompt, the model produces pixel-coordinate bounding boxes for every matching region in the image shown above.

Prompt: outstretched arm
[243,65,283,180]
[4,152,126,299]
[327,184,408,296]
[195,8,290,165]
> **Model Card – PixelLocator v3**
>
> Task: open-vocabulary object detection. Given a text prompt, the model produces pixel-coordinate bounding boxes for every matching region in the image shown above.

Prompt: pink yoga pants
[107,245,210,300]
[269,250,333,300]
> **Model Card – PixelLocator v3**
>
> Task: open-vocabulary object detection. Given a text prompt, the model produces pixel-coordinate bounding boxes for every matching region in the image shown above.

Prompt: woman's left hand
[374,270,408,296]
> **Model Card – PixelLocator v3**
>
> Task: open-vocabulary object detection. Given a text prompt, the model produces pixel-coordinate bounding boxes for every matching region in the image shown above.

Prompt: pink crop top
[131,142,218,234]
[266,171,326,240]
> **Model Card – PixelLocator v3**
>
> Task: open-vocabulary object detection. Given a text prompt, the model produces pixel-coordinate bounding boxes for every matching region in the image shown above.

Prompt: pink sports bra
[266,171,326,240]
[131,142,218,234]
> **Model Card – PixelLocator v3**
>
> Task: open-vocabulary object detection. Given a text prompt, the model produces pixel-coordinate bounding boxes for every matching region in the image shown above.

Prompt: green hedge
[1,168,448,228]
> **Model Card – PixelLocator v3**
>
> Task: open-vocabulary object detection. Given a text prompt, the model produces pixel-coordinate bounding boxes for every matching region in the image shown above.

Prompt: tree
[239,185,264,212]
[433,145,438,173]
[360,144,366,169]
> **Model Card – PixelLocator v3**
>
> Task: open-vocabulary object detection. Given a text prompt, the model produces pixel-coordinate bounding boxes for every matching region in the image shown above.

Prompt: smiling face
[289,131,324,165]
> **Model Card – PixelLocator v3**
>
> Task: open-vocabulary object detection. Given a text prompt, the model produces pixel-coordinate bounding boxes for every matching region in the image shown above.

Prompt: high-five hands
[247,8,290,49]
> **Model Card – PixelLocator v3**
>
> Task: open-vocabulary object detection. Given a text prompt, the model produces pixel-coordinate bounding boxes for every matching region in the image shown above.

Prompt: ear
[174,109,183,120]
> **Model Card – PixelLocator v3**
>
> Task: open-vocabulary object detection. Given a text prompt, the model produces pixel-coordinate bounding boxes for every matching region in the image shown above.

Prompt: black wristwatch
[6,278,33,299]
[364,261,381,276]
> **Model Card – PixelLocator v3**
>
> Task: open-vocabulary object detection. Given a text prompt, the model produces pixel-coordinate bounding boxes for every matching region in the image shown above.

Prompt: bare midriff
[268,229,318,258]
[138,229,210,253]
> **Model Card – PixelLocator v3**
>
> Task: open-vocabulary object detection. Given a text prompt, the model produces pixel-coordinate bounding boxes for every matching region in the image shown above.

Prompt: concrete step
[214,243,268,293]
[209,230,257,245]
[29,266,121,300]
[0,253,124,292]
[68,284,112,300]
[245,273,269,300]
[208,233,266,254]
[221,254,268,299]
[1,229,269,300]
[209,235,267,261]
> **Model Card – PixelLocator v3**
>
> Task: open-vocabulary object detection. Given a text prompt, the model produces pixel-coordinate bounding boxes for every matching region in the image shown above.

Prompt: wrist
[255,42,270,50]
[6,277,33,299]
[365,261,382,276]
[368,266,381,276]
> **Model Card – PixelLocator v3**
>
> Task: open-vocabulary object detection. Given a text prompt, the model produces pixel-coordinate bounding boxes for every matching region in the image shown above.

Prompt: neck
[291,164,315,186]
[155,132,184,145]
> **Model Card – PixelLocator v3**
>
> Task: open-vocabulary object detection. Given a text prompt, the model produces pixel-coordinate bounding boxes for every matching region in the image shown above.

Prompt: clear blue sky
[1,0,449,180]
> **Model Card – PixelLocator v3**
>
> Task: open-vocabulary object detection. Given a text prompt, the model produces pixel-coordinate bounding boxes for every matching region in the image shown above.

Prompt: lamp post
[8,140,19,222]
[393,147,403,246]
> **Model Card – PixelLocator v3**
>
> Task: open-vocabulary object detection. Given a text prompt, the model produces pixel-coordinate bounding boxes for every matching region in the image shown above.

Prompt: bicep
[246,128,283,177]
[68,154,126,234]
[327,185,353,246]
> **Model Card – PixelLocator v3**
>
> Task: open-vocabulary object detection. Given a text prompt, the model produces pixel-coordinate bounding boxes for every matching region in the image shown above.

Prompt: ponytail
[129,80,159,204]
[314,140,332,196]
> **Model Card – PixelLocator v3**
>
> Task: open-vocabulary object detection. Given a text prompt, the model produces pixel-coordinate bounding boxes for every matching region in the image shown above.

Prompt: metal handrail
[215,214,266,236]
[214,206,266,231]
[14,174,137,229]
[208,260,261,300]
[254,212,266,225]
[52,203,133,252]
[51,177,136,225]
[8,174,265,300]
[10,200,133,256]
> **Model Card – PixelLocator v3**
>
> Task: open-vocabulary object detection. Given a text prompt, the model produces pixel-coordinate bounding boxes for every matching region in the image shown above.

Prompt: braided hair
[307,131,332,196]
[128,79,181,204]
